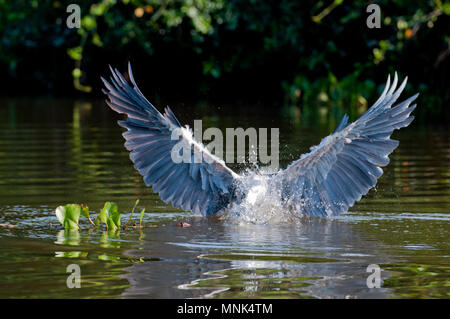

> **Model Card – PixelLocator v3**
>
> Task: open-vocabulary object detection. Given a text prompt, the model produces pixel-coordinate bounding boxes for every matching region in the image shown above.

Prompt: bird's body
[102,64,418,218]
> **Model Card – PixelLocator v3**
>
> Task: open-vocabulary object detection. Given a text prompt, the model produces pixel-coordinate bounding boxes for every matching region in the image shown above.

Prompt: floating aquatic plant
[55,200,146,231]
[80,204,95,226]
[55,204,82,230]
[94,202,121,231]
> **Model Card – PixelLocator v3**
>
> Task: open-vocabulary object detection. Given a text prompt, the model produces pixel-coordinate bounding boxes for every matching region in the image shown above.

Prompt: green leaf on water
[107,209,121,231]
[55,200,146,231]
[80,204,89,218]
[80,204,96,226]
[95,202,121,231]
[55,204,81,230]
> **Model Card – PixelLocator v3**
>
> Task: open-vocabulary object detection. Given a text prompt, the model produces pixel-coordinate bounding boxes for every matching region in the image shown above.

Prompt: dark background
[1,0,449,124]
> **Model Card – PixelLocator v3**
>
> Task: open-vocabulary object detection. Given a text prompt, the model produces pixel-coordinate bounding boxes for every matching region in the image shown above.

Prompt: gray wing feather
[277,73,418,217]
[102,63,239,216]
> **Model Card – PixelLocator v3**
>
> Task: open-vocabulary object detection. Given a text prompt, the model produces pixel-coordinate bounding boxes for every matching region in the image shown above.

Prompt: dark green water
[0,98,448,298]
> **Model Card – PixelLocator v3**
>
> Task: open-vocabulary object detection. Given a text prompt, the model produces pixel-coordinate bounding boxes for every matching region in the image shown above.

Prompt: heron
[101,63,418,218]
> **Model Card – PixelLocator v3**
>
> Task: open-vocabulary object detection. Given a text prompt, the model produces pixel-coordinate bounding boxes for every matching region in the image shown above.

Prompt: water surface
[0,98,448,298]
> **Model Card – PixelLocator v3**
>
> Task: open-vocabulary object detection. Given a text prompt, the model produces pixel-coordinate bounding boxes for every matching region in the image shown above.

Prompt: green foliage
[55,204,82,230]
[55,200,144,231]
[80,204,90,218]
[94,202,121,231]
[1,0,449,121]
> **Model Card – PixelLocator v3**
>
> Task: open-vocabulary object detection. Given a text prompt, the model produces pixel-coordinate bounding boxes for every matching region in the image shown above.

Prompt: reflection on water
[123,218,390,299]
[0,98,448,298]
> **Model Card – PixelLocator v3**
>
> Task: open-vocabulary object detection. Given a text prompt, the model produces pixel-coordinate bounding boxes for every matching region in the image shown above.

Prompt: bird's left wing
[102,63,240,216]
[275,73,418,217]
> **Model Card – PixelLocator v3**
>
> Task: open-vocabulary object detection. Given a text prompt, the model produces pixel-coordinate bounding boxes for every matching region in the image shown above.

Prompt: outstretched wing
[102,63,240,216]
[276,73,418,217]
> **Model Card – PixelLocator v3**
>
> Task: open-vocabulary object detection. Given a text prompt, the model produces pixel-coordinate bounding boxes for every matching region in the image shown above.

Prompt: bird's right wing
[275,73,418,217]
[102,63,240,216]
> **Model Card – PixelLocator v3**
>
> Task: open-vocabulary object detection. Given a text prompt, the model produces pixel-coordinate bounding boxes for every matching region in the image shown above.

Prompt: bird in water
[102,63,418,218]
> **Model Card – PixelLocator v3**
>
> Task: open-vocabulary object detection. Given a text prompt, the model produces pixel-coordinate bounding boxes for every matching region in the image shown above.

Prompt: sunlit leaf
[67,46,82,61]
[95,202,121,231]
[55,204,81,230]
[80,204,89,218]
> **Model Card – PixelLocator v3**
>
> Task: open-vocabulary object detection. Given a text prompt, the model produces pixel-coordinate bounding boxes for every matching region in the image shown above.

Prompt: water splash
[225,168,296,225]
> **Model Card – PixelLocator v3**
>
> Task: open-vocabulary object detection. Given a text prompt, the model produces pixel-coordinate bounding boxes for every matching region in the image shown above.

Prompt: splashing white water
[225,169,297,224]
